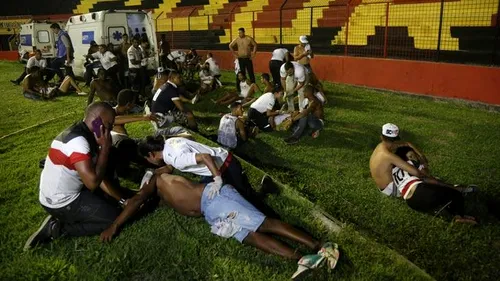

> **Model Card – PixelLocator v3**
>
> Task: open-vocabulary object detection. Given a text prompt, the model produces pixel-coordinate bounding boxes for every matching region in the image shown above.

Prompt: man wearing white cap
[294,36,313,74]
[369,123,429,197]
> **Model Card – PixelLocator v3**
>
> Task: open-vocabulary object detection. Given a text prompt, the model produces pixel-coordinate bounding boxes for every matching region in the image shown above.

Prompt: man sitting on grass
[22,66,87,100]
[99,173,340,280]
[247,86,284,132]
[24,102,129,250]
[215,72,258,107]
[392,146,477,224]
[87,69,119,106]
[369,123,431,197]
[151,71,198,130]
[284,85,324,145]
[217,101,258,149]
[261,73,274,94]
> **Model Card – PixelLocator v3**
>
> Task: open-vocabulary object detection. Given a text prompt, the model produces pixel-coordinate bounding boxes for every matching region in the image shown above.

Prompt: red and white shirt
[39,122,98,208]
[391,161,423,200]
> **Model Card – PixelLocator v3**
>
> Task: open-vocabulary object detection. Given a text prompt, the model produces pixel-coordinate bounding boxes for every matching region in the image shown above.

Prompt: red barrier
[198,50,500,105]
[0,51,19,61]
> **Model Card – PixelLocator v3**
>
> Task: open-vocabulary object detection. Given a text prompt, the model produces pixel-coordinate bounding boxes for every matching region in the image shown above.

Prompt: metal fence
[158,0,500,66]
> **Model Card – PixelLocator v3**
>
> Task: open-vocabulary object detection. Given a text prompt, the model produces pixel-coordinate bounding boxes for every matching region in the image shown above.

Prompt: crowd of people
[19,25,479,280]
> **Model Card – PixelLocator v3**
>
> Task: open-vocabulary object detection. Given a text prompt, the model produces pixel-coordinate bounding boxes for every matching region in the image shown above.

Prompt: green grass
[1,60,499,280]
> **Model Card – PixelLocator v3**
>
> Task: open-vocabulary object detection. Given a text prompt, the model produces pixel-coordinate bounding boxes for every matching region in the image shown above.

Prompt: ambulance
[65,10,159,77]
[19,23,62,61]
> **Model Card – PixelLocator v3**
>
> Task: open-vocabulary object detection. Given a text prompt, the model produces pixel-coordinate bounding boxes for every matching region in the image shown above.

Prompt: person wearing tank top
[392,146,477,224]
[217,102,256,149]
[215,72,257,107]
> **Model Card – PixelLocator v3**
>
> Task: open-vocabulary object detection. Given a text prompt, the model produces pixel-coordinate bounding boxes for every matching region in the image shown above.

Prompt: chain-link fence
[157,0,500,66]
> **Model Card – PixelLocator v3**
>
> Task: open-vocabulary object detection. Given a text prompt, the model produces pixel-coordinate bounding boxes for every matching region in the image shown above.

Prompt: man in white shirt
[248,87,284,132]
[269,48,289,87]
[280,61,308,112]
[138,136,276,217]
[91,44,120,87]
[204,53,222,87]
[127,37,144,93]
[11,49,48,85]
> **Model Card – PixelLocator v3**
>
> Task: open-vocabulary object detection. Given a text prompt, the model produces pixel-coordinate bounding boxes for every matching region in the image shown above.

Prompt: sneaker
[10,80,20,85]
[259,175,279,196]
[284,137,299,145]
[191,94,200,104]
[311,130,320,139]
[453,215,478,225]
[317,242,340,270]
[462,184,477,195]
[23,215,60,251]
[77,91,88,96]
[291,254,326,280]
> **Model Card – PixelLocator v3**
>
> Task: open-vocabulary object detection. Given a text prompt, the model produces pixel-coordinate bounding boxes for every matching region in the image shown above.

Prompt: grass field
[1,60,499,281]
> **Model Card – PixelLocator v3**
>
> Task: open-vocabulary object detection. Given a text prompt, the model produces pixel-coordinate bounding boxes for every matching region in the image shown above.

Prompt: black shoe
[259,175,280,197]
[23,215,60,251]
[10,80,20,85]
[284,137,299,145]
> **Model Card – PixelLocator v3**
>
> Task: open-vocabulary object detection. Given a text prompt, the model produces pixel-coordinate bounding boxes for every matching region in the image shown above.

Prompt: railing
[156,0,500,66]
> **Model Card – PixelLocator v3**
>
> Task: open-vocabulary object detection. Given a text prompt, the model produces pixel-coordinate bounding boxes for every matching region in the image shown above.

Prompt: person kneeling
[284,85,324,144]
[100,173,340,279]
[217,102,258,149]
[247,87,284,132]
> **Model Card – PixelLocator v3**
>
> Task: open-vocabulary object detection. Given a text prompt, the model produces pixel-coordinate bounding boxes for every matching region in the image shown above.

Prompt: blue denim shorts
[201,184,266,242]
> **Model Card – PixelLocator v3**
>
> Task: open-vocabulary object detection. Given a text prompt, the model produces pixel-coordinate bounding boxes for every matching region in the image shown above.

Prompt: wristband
[119,198,126,207]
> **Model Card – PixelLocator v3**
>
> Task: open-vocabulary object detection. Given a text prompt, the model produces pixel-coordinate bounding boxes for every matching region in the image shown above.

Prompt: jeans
[43,189,121,237]
[269,59,283,87]
[49,57,66,81]
[238,57,255,83]
[291,114,323,139]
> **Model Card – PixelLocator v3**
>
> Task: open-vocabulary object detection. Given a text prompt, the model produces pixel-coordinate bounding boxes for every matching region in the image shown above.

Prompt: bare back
[91,79,117,103]
[156,174,204,217]
[369,143,394,190]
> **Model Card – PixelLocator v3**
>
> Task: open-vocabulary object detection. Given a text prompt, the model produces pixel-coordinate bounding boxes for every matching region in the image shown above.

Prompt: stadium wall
[199,50,500,106]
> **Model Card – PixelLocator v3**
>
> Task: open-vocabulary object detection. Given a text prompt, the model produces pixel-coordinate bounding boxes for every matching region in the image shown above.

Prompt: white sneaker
[191,94,200,104]
[77,91,88,96]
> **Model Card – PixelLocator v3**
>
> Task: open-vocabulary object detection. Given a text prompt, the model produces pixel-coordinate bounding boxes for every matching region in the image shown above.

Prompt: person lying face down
[99,173,340,279]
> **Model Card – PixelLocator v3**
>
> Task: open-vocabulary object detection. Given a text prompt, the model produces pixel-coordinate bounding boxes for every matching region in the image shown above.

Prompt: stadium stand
[0,0,498,65]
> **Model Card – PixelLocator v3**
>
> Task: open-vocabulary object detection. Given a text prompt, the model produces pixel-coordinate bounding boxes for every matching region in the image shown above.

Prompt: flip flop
[317,242,340,270]
[291,254,325,280]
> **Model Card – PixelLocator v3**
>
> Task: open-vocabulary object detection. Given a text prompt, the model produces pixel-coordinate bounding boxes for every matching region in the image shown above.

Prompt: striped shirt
[39,122,99,208]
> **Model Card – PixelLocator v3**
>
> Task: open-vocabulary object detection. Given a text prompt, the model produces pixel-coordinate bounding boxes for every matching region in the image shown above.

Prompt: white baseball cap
[157,67,165,73]
[299,35,308,44]
[382,123,399,138]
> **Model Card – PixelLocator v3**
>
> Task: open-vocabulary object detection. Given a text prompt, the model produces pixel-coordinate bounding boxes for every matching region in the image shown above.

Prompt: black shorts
[247,108,272,132]
[406,182,465,216]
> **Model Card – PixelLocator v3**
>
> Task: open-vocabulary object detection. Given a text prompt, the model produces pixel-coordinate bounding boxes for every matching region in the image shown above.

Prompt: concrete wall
[199,50,500,105]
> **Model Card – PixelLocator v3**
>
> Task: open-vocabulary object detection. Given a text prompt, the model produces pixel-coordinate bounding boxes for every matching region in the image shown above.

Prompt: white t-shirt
[92,51,117,70]
[167,50,186,63]
[234,59,240,74]
[250,92,275,113]
[162,137,229,176]
[27,56,47,69]
[271,48,288,61]
[280,61,306,83]
[127,46,142,69]
[204,57,221,76]
[199,70,213,85]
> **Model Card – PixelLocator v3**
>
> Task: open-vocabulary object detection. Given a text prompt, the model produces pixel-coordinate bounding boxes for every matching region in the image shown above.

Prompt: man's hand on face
[95,124,112,149]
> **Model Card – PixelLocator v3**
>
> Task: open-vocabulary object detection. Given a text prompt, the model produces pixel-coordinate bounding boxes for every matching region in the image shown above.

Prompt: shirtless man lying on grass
[99,173,340,280]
